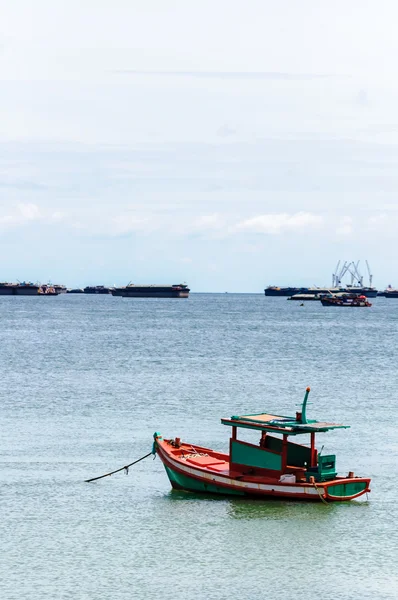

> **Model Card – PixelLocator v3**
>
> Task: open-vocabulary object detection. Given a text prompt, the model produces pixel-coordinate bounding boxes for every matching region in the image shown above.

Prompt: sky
[1,0,398,291]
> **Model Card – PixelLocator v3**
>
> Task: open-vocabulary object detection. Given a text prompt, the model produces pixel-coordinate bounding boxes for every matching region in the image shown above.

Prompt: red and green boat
[153,387,371,502]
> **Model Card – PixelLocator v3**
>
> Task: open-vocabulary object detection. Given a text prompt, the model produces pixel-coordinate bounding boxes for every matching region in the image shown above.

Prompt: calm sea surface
[1,294,397,600]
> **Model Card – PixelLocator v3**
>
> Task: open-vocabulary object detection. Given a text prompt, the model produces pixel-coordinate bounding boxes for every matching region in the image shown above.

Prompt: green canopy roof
[221,388,349,436]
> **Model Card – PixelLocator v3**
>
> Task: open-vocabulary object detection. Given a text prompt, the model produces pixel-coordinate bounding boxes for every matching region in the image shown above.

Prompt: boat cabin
[221,387,348,483]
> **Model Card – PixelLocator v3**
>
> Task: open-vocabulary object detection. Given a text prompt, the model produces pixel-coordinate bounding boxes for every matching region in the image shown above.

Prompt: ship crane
[336,261,349,286]
[366,260,373,288]
[345,263,357,285]
[354,261,363,286]
[347,261,363,286]
[332,260,341,287]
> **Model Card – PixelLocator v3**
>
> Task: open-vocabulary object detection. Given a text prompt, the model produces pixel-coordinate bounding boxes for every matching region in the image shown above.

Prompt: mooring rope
[313,481,329,504]
[85,451,153,483]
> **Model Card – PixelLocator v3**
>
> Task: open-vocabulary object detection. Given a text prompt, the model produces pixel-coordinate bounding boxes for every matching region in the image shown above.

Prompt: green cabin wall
[265,435,312,467]
[230,439,282,471]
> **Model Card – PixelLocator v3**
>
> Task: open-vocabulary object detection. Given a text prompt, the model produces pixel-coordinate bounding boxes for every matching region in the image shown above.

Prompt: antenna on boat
[300,387,311,424]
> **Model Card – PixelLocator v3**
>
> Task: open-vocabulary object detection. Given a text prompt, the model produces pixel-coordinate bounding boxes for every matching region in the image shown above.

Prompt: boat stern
[322,477,371,501]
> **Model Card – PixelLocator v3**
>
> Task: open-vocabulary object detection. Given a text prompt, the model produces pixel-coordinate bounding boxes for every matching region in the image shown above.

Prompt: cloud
[113,70,333,80]
[217,125,236,138]
[356,88,369,107]
[367,213,388,229]
[51,211,67,222]
[195,214,222,229]
[235,212,324,234]
[110,214,150,235]
[0,215,14,225]
[336,216,353,235]
[17,203,41,220]
[0,203,41,228]
[0,203,69,230]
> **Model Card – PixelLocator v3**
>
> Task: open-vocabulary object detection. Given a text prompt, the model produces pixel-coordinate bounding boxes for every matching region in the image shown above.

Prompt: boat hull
[155,438,370,502]
[320,299,371,307]
[265,287,302,296]
[112,285,190,298]
[0,285,58,296]
[84,287,111,294]
[14,286,40,295]
[0,286,15,295]
[118,290,189,298]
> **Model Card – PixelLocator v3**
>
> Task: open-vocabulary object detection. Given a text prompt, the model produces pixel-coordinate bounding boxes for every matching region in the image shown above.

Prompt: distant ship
[384,287,398,298]
[112,283,190,298]
[265,260,378,298]
[13,282,40,295]
[0,282,59,295]
[54,284,67,294]
[377,286,397,297]
[0,282,15,295]
[265,286,305,297]
[83,286,111,294]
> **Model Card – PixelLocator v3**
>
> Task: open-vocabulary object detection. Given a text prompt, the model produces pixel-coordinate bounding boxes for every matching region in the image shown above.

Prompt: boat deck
[166,441,307,483]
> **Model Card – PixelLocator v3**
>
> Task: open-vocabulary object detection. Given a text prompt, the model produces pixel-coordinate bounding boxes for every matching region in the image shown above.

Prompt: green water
[1,294,397,599]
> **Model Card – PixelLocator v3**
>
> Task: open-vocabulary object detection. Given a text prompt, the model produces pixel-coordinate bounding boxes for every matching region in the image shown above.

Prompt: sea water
[1,294,397,600]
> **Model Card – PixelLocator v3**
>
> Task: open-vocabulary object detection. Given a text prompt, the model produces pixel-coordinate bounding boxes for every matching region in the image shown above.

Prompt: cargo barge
[0,282,59,295]
[83,286,111,294]
[265,260,378,298]
[112,283,190,298]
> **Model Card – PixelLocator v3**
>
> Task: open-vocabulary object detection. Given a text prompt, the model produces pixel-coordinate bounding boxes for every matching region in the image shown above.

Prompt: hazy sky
[1,1,398,290]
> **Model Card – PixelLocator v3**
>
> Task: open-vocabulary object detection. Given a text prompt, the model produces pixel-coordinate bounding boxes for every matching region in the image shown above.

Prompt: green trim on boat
[164,466,245,496]
[327,481,368,498]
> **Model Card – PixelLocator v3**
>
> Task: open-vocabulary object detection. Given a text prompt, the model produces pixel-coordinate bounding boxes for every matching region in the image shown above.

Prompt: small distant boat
[54,284,67,294]
[67,288,84,294]
[384,287,398,298]
[153,387,371,502]
[37,285,59,296]
[321,294,371,307]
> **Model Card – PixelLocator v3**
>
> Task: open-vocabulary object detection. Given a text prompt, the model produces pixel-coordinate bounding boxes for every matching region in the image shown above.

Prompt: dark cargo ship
[112,283,190,298]
[0,282,40,295]
[83,286,111,294]
[264,286,304,297]
[0,282,59,295]
[14,282,40,295]
[0,282,15,295]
